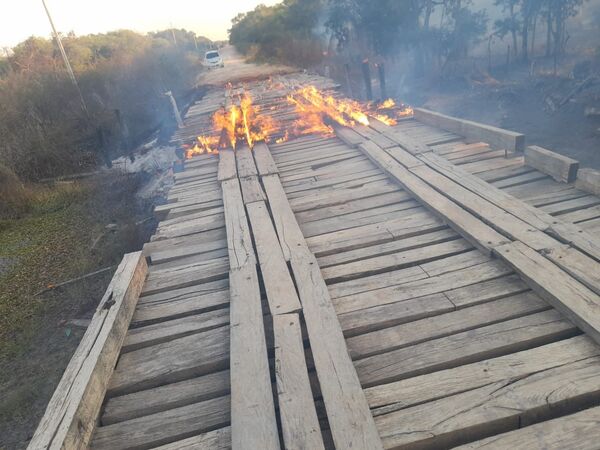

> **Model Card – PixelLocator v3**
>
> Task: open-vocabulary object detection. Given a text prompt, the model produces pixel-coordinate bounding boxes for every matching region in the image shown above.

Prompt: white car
[204,50,224,69]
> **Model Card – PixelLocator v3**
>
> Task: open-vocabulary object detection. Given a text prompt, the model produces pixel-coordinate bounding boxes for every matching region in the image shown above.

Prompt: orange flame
[284,85,406,138]
[185,135,220,158]
[184,85,413,156]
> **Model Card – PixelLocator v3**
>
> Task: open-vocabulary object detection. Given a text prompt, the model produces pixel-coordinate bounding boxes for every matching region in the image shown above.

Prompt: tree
[494,0,521,59]
[544,0,583,57]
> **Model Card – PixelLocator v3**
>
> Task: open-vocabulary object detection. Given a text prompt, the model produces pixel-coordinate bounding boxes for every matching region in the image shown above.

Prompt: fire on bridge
[183,84,413,158]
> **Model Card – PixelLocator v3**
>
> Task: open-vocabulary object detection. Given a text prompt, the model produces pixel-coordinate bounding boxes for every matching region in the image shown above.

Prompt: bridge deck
[39,73,600,450]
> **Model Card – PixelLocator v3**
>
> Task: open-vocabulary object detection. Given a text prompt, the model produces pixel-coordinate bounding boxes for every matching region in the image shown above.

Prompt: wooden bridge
[29,72,600,449]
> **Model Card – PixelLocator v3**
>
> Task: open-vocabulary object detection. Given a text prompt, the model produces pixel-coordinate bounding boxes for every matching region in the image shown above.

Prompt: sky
[0,0,281,49]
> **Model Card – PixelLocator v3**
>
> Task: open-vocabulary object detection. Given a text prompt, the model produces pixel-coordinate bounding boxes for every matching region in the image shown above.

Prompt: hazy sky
[0,0,280,48]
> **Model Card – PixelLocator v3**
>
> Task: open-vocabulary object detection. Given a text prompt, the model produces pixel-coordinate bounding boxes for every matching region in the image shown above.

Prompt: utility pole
[170,24,177,46]
[41,0,88,115]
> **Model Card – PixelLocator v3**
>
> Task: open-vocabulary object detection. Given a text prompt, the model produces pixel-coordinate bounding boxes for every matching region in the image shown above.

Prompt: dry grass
[0,164,86,220]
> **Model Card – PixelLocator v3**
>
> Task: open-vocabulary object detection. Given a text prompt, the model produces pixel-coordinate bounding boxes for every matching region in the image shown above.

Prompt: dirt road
[197,45,297,87]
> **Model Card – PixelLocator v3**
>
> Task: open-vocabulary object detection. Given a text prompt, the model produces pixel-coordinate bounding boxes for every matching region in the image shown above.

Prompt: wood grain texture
[153,427,231,450]
[365,335,600,412]
[260,167,383,447]
[354,309,576,388]
[525,145,579,183]
[246,201,301,315]
[414,107,525,152]
[91,396,230,450]
[221,178,256,269]
[253,141,279,175]
[217,148,237,181]
[495,241,600,346]
[576,167,600,196]
[356,137,509,254]
[229,265,280,450]
[102,371,229,424]
[454,406,600,450]
[273,314,325,450]
[375,355,600,449]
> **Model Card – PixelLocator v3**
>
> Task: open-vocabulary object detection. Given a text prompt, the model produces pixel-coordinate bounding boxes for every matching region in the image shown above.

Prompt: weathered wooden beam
[495,241,600,346]
[28,252,147,450]
[219,150,280,450]
[576,168,600,196]
[454,405,600,449]
[273,314,324,450]
[260,157,383,449]
[413,108,525,152]
[524,145,579,183]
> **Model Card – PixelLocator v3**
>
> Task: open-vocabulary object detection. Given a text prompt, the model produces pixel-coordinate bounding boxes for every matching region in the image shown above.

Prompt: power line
[41,0,89,116]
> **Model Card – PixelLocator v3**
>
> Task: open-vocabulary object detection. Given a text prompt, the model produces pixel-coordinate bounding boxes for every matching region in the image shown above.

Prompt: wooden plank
[273,314,325,450]
[235,145,259,178]
[576,168,600,196]
[290,248,384,449]
[410,164,557,251]
[153,428,231,450]
[300,202,422,238]
[455,406,600,450]
[495,241,600,345]
[355,309,576,388]
[91,396,230,450]
[384,129,430,155]
[374,354,600,449]
[132,283,229,325]
[150,239,227,264]
[365,334,599,411]
[102,371,229,424]
[239,175,265,204]
[295,191,410,223]
[356,138,510,254]
[107,326,229,396]
[405,151,600,264]
[525,145,579,182]
[262,174,308,261]
[123,308,229,352]
[221,178,255,269]
[317,228,458,268]
[321,239,472,283]
[154,214,225,240]
[261,169,383,448]
[346,292,548,360]
[307,214,447,258]
[334,126,364,147]
[253,141,279,175]
[142,257,229,295]
[228,265,280,450]
[289,181,399,213]
[217,149,237,182]
[413,107,525,152]
[28,252,147,450]
[246,201,301,314]
[331,260,513,313]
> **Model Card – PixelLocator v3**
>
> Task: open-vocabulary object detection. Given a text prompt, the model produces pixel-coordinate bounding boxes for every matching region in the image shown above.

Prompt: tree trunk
[522,19,529,62]
[510,4,518,59]
[531,14,538,57]
[546,10,552,57]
